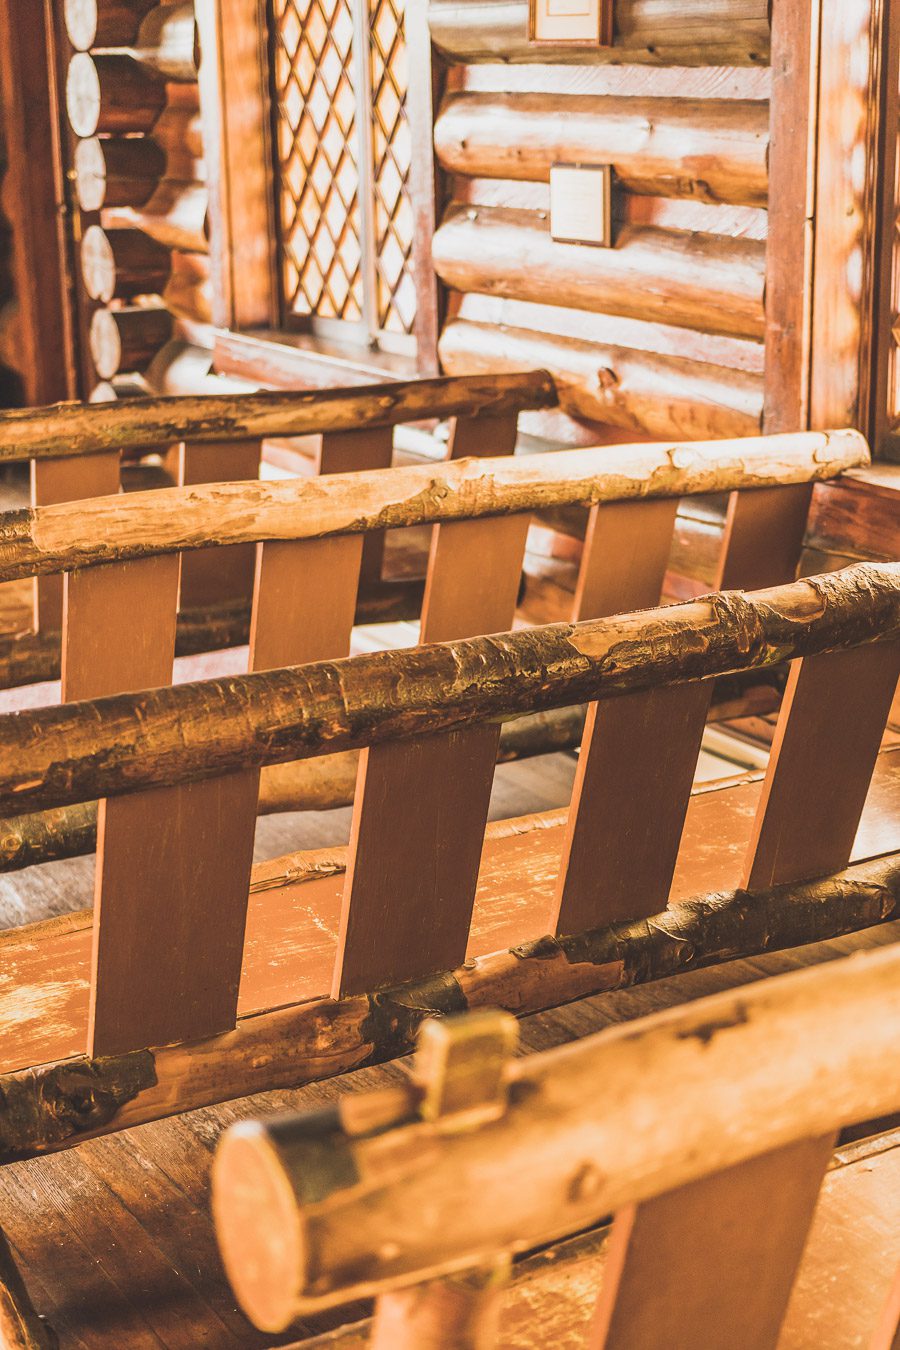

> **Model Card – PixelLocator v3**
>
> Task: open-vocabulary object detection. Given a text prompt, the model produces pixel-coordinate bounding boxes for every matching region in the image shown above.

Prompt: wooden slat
[552,682,712,935]
[250,537,363,672]
[177,439,261,609]
[744,641,900,889]
[32,453,121,630]
[716,483,813,590]
[64,556,258,1057]
[572,498,678,620]
[446,411,518,459]
[589,1136,836,1350]
[333,500,530,997]
[318,427,394,585]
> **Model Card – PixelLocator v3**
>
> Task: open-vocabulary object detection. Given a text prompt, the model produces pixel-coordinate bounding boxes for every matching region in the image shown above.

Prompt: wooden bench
[0,493,895,1159]
[213,948,900,1349]
[0,425,873,876]
[0,370,557,673]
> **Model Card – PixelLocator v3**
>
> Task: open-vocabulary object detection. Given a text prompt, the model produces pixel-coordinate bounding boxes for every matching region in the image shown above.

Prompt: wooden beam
[0,562,896,817]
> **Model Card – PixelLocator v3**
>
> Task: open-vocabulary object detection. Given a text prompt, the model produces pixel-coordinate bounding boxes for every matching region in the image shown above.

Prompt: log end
[73,137,107,213]
[64,0,97,50]
[213,1122,307,1334]
[89,308,122,380]
[81,224,116,303]
[66,51,101,139]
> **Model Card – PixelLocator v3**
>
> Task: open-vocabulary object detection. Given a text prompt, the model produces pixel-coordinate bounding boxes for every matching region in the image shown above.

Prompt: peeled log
[66,52,166,138]
[433,206,766,341]
[439,318,763,439]
[435,93,769,207]
[64,0,156,49]
[81,224,171,302]
[429,0,771,66]
[0,431,867,578]
[130,4,199,82]
[74,135,168,212]
[103,179,209,253]
[89,305,175,379]
[0,563,894,818]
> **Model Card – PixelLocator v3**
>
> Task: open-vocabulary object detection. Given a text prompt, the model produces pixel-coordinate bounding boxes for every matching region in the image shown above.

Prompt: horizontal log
[89,304,174,378]
[435,92,769,207]
[428,0,771,66]
[433,206,766,341]
[0,562,895,816]
[0,675,784,871]
[81,224,171,302]
[66,52,166,138]
[73,135,168,212]
[214,924,900,1325]
[151,105,204,181]
[1,852,896,1162]
[104,179,209,253]
[0,430,867,580]
[64,0,156,49]
[162,250,211,323]
[0,371,556,462]
[439,318,763,439]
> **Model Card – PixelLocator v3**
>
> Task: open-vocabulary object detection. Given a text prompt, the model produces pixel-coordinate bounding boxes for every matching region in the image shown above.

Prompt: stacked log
[432,7,772,442]
[63,0,207,394]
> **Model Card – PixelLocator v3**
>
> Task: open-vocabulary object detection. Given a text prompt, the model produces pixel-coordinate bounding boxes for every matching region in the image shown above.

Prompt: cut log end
[66,51,101,139]
[89,306,174,379]
[74,135,167,213]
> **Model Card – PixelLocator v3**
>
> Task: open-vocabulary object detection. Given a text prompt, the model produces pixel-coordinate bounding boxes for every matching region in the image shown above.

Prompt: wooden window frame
[197,0,441,384]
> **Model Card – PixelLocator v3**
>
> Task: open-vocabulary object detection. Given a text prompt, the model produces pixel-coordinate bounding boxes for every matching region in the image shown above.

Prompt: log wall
[64,0,209,398]
[428,12,772,444]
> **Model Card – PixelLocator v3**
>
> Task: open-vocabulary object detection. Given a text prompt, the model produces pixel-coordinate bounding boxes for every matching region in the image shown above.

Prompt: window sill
[213,329,422,390]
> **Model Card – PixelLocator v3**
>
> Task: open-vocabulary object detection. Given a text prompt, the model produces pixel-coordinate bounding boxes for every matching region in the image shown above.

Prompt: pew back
[213,947,900,1348]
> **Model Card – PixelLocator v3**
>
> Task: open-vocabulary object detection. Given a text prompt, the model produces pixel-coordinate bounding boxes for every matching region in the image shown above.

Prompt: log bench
[0,529,896,1341]
[0,426,874,874]
[213,950,900,1349]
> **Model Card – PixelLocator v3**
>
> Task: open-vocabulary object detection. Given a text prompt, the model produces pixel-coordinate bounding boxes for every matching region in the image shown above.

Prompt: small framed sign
[549,164,613,248]
[529,0,613,45]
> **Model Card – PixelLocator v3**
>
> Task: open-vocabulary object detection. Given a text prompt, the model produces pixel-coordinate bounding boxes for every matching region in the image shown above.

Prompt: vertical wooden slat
[552,682,712,936]
[64,555,258,1057]
[716,484,813,591]
[553,496,694,936]
[177,439,262,609]
[318,427,393,585]
[446,411,518,460]
[743,640,900,890]
[333,483,529,997]
[572,498,678,621]
[31,453,121,630]
[250,536,364,672]
[590,1136,836,1350]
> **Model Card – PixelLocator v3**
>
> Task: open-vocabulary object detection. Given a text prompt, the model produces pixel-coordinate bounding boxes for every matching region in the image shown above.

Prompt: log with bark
[0,371,556,462]
[438,318,764,439]
[89,304,175,378]
[428,0,771,66]
[66,52,167,138]
[0,562,894,817]
[432,206,766,341]
[0,851,896,1163]
[212,932,900,1328]
[435,92,769,207]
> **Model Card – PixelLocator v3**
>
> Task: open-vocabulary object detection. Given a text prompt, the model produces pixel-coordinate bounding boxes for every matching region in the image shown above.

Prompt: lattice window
[270,0,415,349]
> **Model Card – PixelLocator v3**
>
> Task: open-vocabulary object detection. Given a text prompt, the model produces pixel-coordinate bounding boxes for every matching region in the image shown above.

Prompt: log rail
[212,939,900,1336]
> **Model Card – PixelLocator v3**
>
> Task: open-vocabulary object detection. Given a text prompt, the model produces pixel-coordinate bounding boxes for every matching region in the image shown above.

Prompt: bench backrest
[213,945,900,1348]
[0,541,896,1161]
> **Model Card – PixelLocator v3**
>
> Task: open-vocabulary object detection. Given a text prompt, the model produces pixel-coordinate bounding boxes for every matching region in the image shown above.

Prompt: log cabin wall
[62,0,213,398]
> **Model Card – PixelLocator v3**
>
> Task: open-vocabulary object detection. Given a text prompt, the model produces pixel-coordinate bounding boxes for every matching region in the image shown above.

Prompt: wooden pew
[213,949,900,1348]
[0,545,895,1160]
[0,427,872,875]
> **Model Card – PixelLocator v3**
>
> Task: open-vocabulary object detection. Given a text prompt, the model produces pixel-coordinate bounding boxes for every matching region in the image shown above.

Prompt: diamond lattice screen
[271,0,415,336]
[369,0,415,333]
[272,0,363,322]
